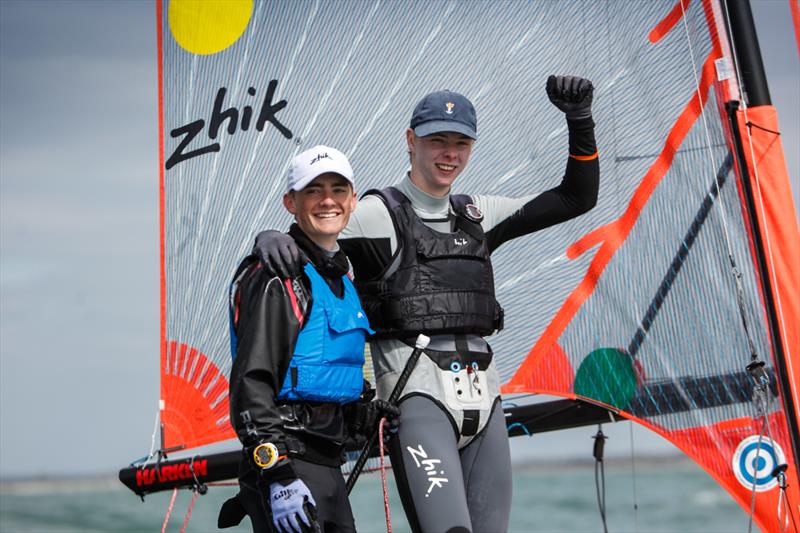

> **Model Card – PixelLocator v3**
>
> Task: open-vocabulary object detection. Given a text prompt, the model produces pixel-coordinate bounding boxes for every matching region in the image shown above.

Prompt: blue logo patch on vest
[277,263,373,404]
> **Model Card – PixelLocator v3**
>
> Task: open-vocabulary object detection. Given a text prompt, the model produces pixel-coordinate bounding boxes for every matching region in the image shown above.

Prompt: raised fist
[546,75,593,121]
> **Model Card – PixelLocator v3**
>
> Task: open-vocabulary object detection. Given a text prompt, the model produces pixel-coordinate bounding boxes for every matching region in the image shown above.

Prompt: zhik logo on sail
[166,80,293,170]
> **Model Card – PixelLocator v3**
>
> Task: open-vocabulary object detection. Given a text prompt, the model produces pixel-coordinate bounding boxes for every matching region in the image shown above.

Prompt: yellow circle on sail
[168,0,253,55]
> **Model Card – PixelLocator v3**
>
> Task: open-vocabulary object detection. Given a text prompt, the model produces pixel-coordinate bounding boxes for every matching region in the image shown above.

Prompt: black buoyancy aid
[356,187,504,338]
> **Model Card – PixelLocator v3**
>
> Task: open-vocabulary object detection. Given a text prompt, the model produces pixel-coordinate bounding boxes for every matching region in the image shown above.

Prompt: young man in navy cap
[253,76,598,532]
[222,145,398,533]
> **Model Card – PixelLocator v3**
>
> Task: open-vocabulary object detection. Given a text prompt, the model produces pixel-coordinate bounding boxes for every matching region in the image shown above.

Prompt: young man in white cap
[221,145,398,533]
[253,76,598,532]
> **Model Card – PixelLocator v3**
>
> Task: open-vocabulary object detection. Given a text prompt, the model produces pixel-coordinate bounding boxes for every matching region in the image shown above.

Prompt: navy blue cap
[410,90,477,140]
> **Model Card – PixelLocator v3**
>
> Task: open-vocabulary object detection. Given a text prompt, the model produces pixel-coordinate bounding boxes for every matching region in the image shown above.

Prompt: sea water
[0,459,761,533]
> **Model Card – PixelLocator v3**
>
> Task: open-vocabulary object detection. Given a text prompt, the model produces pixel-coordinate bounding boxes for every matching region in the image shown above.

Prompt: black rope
[593,425,608,533]
[745,121,781,136]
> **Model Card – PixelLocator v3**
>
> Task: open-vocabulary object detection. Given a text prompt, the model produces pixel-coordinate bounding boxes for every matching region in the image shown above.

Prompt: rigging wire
[678,2,791,529]
[679,0,764,367]
[746,366,796,532]
[747,417,770,533]
[678,0,773,428]
[717,2,797,530]
[628,423,640,533]
[137,408,162,470]
[722,0,793,376]
[679,1,737,255]
[593,425,609,533]
[159,462,207,533]
[678,0,763,366]
[206,481,239,487]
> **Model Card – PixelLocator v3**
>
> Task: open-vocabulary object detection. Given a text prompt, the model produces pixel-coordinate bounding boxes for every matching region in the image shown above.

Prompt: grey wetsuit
[338,151,596,531]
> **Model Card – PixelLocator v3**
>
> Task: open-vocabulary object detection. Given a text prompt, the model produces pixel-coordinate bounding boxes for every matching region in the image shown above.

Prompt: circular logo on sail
[169,0,253,55]
[732,436,785,492]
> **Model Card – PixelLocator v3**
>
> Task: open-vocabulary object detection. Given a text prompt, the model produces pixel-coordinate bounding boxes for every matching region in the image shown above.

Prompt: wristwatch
[252,442,287,470]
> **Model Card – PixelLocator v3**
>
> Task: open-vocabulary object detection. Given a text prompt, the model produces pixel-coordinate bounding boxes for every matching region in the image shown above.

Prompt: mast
[723,0,800,478]
[724,0,770,105]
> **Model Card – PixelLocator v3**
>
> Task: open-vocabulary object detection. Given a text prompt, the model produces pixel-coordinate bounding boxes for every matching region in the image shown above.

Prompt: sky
[0,0,798,479]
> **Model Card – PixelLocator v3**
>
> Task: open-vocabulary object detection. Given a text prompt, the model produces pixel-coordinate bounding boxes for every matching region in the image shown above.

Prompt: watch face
[253,442,280,469]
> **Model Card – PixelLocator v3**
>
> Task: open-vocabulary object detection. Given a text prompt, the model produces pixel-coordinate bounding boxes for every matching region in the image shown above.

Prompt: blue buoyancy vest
[276,262,374,404]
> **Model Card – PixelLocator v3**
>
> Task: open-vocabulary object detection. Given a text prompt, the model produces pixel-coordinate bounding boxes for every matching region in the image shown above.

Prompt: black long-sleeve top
[228,224,353,481]
[338,117,599,280]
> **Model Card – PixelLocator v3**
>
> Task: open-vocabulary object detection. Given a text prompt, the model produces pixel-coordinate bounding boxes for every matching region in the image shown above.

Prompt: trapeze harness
[357,187,505,447]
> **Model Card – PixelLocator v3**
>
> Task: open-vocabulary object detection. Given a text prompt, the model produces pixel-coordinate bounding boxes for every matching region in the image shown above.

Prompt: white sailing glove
[269,478,318,533]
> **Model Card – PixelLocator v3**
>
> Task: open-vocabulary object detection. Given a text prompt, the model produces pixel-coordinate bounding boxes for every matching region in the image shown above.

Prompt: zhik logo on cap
[287,145,354,192]
[310,152,332,165]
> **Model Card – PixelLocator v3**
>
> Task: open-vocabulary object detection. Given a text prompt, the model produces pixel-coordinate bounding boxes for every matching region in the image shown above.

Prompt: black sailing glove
[252,230,308,279]
[363,399,401,441]
[546,75,594,121]
[347,382,401,443]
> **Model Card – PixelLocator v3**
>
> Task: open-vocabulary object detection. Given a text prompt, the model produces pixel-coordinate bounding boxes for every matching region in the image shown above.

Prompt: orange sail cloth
[734,106,800,532]
[735,106,800,404]
[161,340,235,450]
[502,2,800,529]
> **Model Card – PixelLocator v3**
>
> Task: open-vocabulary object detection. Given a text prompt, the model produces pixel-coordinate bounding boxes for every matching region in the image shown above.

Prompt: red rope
[378,417,392,533]
[180,489,200,533]
[161,487,178,533]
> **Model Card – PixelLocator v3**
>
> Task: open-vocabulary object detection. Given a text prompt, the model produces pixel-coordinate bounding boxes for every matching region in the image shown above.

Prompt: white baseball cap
[287,145,354,192]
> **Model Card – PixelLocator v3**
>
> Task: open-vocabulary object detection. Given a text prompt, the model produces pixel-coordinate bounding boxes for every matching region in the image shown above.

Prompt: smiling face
[283,173,357,250]
[407,129,475,197]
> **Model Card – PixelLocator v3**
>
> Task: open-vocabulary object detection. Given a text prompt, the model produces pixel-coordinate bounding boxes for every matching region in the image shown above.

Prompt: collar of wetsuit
[396,172,451,215]
[288,224,350,279]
